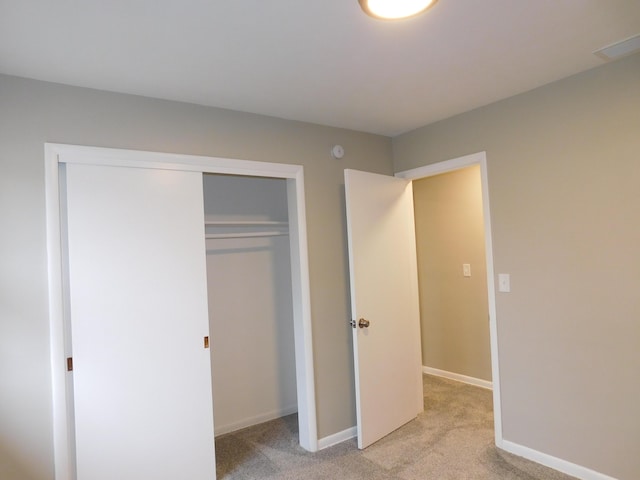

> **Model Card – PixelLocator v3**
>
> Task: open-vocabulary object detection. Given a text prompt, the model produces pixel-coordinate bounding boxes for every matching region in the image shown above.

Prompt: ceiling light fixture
[358,0,438,20]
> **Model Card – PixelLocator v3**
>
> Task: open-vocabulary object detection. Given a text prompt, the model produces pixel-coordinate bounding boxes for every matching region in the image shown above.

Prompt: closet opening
[203,174,299,443]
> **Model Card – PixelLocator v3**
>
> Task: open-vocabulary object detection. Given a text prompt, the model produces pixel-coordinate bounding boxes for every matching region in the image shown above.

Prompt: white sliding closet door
[64,163,215,480]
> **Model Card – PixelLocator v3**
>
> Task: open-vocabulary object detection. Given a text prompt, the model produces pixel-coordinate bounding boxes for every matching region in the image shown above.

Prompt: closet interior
[203,173,298,437]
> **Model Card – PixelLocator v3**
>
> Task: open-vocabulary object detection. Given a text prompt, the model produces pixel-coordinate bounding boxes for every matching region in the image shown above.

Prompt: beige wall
[0,74,392,480]
[393,53,640,480]
[413,166,491,381]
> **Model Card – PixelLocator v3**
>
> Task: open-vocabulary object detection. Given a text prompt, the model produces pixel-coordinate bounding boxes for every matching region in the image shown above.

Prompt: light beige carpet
[214,374,577,479]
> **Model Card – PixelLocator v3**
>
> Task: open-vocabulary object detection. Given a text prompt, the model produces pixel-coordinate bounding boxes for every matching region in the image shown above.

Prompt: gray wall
[413,166,491,381]
[394,53,640,480]
[0,74,392,480]
[3,52,639,480]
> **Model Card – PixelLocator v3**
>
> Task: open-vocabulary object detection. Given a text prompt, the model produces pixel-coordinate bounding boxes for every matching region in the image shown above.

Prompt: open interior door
[344,169,423,449]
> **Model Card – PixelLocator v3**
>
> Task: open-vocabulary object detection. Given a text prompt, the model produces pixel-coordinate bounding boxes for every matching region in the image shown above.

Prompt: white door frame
[45,143,318,480]
[395,151,503,448]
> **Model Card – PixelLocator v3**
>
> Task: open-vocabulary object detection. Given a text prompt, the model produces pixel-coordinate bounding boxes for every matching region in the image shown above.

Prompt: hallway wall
[413,166,491,381]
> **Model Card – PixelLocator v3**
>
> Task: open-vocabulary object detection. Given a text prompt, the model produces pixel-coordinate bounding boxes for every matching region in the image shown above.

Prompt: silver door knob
[358,318,370,328]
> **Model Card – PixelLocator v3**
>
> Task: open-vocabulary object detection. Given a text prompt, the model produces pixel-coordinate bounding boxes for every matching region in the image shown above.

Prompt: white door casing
[64,163,216,480]
[344,169,424,449]
[395,151,503,448]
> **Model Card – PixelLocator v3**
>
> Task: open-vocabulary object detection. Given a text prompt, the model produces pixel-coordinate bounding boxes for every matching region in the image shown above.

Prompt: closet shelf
[205,220,289,239]
[205,231,289,239]
[204,221,288,227]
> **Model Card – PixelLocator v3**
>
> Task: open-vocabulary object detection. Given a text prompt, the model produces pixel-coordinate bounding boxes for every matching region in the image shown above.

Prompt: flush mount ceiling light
[358,0,438,20]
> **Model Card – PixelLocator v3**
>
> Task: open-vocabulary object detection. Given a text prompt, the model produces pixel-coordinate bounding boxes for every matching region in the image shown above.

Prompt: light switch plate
[498,273,510,292]
[463,264,471,277]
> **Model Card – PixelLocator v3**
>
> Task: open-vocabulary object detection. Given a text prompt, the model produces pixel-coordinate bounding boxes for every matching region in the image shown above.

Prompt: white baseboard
[422,366,492,390]
[318,426,357,450]
[501,440,618,480]
[214,404,298,437]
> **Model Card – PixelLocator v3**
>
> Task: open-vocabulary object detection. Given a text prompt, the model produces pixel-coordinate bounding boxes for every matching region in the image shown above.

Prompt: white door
[64,163,216,480]
[344,169,423,449]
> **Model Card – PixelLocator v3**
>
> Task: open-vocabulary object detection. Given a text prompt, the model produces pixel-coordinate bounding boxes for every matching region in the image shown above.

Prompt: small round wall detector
[331,145,345,159]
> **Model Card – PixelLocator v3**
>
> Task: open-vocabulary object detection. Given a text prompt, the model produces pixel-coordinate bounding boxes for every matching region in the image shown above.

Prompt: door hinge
[66,357,73,371]
[204,336,210,349]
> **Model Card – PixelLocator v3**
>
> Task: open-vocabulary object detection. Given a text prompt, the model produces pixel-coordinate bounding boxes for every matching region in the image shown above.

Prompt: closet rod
[205,231,289,240]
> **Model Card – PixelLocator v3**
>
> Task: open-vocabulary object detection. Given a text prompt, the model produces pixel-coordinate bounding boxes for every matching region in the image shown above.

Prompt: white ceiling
[1,1,639,136]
